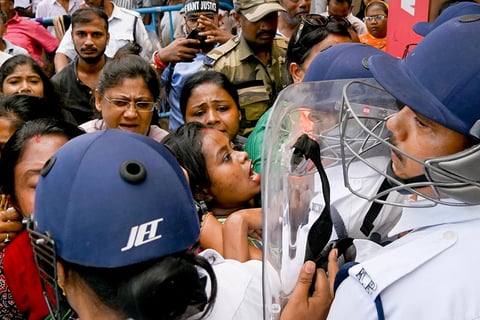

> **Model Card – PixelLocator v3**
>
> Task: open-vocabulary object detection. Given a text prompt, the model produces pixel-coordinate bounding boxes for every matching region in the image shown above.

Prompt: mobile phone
[187,29,207,49]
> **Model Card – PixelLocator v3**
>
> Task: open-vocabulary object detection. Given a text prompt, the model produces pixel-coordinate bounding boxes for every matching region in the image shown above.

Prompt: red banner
[387,0,430,57]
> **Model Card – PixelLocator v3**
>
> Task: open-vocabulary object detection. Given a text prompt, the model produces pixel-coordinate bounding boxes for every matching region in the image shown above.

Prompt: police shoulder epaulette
[204,35,241,67]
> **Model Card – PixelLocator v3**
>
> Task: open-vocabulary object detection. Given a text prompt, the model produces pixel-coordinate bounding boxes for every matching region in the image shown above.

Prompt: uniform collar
[237,35,285,65]
[237,35,256,62]
[388,199,480,237]
[110,2,124,21]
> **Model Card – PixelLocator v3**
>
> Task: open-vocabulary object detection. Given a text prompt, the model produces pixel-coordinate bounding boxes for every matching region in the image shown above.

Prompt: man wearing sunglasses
[203,0,290,137]
[321,0,366,36]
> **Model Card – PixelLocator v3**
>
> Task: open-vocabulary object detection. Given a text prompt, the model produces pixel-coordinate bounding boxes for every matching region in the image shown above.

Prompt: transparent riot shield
[262,79,400,319]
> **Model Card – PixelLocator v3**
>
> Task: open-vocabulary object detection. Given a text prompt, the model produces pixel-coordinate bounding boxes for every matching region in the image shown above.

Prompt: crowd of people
[0,0,479,319]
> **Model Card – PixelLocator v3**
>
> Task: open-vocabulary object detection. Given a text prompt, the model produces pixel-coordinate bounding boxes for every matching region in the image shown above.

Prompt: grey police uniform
[203,34,289,136]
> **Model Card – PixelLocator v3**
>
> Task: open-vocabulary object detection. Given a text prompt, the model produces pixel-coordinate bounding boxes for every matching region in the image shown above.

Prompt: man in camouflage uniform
[203,0,289,136]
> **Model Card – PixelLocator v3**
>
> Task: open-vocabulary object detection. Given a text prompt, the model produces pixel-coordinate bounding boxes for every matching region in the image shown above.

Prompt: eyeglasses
[293,14,352,46]
[185,13,216,28]
[103,96,156,112]
[363,14,387,22]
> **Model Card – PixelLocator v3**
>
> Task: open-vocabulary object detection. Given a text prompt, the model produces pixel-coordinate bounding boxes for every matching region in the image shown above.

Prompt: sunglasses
[293,14,352,46]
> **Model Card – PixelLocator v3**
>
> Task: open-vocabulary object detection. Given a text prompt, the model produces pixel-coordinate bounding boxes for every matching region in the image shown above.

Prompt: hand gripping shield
[262,79,398,319]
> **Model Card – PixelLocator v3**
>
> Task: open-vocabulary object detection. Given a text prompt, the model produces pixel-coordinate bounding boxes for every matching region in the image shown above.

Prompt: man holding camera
[154,0,233,131]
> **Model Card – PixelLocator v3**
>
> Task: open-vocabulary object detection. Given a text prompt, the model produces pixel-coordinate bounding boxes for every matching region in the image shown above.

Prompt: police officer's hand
[198,15,234,45]
[0,207,24,249]
[280,249,339,320]
[156,39,201,64]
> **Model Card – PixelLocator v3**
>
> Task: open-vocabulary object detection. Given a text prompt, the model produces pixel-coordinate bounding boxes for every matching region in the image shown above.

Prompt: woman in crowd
[359,1,389,51]
[180,70,245,150]
[163,122,262,262]
[80,54,168,142]
[246,16,354,174]
[286,15,353,84]
[28,129,217,320]
[0,95,68,254]
[0,95,67,152]
[0,55,72,122]
[0,118,84,319]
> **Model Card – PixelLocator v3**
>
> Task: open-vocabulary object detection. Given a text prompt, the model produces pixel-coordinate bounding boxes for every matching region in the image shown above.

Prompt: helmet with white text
[27,130,216,320]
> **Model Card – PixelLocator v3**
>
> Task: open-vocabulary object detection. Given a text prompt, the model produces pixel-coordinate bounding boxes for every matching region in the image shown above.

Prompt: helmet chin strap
[386,161,429,195]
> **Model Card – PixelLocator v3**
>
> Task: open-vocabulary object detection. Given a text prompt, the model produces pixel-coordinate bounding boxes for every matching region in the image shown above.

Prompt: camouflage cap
[234,0,285,22]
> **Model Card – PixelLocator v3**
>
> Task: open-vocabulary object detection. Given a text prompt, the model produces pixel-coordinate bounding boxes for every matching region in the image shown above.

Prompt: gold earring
[57,280,66,296]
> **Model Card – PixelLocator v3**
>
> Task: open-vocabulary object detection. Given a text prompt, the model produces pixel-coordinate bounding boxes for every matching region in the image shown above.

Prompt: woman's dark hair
[286,20,352,84]
[179,71,240,120]
[113,42,143,59]
[356,0,367,20]
[364,1,388,16]
[0,118,85,197]
[0,55,68,120]
[97,55,160,101]
[62,251,217,320]
[0,55,58,100]
[162,122,211,201]
[0,95,65,129]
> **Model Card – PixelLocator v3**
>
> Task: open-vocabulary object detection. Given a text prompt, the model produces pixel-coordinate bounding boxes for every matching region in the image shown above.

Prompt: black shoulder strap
[133,15,138,43]
[360,178,391,238]
[331,205,347,239]
[291,134,333,271]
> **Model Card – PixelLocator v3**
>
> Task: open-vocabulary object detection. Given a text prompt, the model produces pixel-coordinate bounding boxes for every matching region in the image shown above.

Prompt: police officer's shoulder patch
[204,35,241,67]
[203,56,216,67]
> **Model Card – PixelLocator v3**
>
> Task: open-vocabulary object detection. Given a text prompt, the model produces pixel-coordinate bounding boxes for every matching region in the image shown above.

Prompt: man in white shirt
[321,0,366,35]
[53,0,154,72]
[35,0,81,36]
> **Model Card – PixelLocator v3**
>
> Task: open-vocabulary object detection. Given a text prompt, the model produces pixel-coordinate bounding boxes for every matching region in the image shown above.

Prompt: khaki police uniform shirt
[203,34,289,136]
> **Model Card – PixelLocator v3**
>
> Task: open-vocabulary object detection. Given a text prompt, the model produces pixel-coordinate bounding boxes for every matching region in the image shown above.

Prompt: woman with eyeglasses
[359,1,389,51]
[80,54,168,142]
[287,14,353,84]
